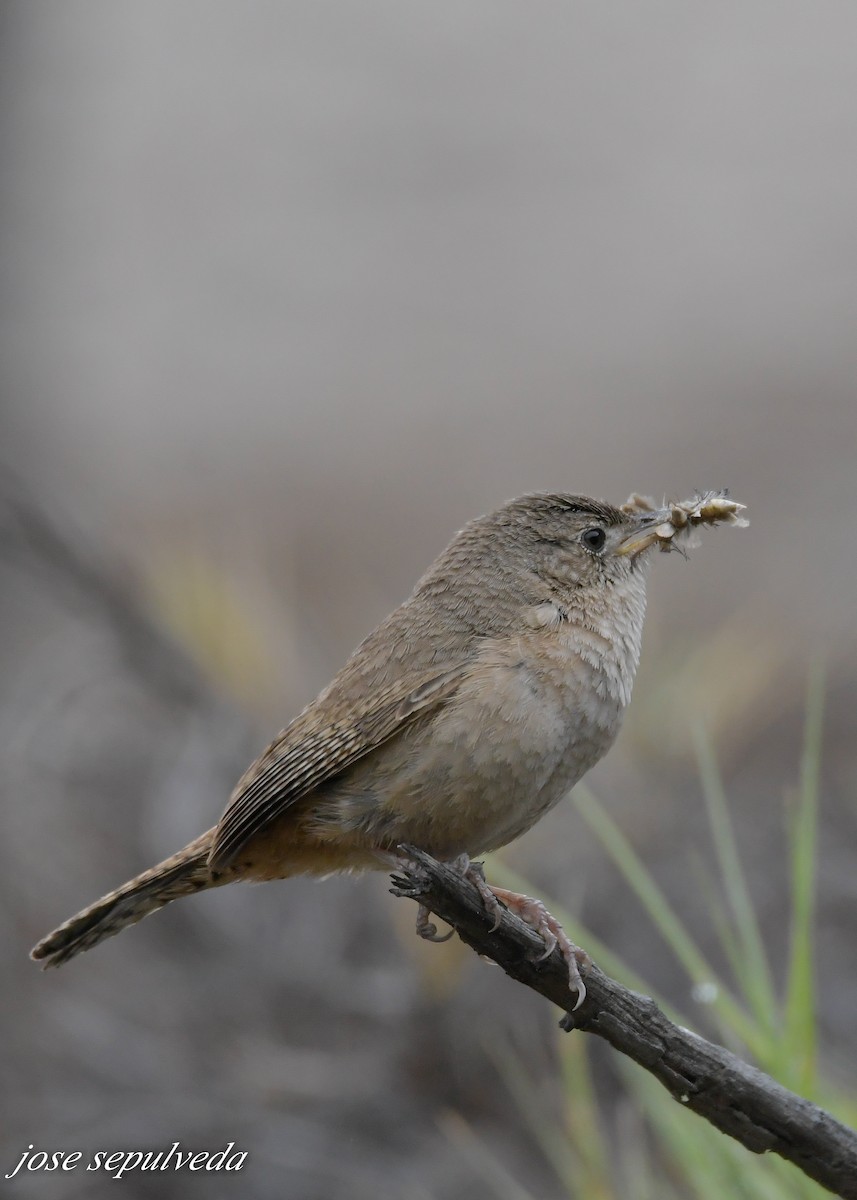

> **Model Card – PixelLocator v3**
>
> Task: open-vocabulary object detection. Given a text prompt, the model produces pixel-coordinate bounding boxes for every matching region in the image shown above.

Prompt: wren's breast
[322,612,637,862]
[309,577,648,861]
[447,617,632,854]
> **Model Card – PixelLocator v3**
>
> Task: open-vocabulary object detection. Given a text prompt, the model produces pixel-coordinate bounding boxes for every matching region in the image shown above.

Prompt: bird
[31,490,746,1004]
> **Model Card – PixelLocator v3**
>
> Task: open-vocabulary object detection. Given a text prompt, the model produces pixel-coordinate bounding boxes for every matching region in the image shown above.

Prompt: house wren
[31,491,746,1002]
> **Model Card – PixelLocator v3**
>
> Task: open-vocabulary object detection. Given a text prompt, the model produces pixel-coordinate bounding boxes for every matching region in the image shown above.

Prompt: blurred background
[2,2,856,1197]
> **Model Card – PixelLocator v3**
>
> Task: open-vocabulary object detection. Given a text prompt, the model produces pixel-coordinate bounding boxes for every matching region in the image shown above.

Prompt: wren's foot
[459,862,589,1009]
[399,849,588,1008]
[415,902,454,943]
[487,886,589,1007]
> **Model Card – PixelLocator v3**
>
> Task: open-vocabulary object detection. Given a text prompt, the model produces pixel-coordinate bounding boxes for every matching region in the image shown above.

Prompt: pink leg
[463,864,589,1009]
[415,902,454,943]
[400,850,589,1008]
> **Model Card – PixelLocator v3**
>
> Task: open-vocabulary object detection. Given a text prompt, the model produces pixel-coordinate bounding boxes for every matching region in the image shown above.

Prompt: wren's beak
[614,510,673,558]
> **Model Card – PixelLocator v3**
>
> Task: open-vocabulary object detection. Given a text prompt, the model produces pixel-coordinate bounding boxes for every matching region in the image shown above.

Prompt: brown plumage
[31,491,746,978]
[32,831,218,968]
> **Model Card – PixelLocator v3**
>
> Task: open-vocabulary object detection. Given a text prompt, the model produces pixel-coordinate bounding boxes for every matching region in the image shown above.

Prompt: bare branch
[391,846,857,1200]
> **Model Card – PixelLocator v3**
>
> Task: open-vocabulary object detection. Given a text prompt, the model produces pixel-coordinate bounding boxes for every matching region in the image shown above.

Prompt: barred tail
[30,828,219,968]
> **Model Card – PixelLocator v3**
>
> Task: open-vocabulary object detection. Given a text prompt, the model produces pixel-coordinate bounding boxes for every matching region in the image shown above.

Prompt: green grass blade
[693,725,778,1038]
[784,665,825,1094]
[487,1037,583,1196]
[689,856,749,1011]
[557,1034,615,1199]
[571,785,762,1054]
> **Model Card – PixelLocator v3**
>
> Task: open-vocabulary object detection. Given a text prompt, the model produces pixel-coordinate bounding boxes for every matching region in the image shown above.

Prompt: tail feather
[31,828,219,968]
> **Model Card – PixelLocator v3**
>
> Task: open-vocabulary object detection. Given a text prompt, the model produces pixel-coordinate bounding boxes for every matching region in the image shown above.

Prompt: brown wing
[208,665,467,870]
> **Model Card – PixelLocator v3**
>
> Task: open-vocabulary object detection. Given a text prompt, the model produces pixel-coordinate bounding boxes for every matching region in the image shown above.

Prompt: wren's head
[486,493,664,593]
[413,492,674,650]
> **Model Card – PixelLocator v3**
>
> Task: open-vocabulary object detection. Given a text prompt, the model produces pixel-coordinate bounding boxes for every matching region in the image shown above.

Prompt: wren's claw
[452,857,589,1008]
[479,882,590,1009]
[415,903,454,943]
[397,849,589,1008]
[454,856,504,933]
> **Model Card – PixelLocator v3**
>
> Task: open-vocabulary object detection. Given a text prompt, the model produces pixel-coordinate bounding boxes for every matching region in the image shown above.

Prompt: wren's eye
[581,527,607,552]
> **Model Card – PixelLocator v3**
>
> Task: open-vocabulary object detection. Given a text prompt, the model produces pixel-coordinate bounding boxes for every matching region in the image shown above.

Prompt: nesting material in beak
[615,491,748,557]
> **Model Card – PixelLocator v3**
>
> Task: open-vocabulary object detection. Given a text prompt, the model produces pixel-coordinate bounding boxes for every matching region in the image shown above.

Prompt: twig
[391,846,857,1200]
[0,478,208,709]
